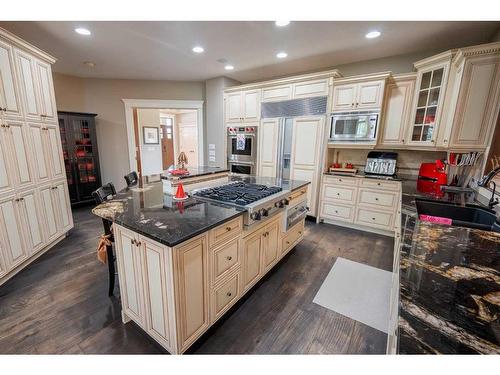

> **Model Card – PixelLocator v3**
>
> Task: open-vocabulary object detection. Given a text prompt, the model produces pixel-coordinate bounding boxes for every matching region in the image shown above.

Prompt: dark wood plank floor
[0,207,393,354]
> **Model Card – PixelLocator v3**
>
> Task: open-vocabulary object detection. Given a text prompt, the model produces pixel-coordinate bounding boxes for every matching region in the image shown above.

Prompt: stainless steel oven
[228,161,255,175]
[285,200,308,230]
[227,126,257,164]
[329,111,379,142]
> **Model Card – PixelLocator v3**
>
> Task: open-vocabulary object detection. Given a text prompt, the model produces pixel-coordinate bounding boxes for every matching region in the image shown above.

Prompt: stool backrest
[124,171,139,187]
[92,183,117,204]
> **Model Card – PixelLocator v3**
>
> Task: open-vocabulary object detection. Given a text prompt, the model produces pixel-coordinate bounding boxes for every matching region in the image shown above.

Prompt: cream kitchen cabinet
[17,189,45,254]
[261,84,292,102]
[52,180,73,233]
[0,123,15,195]
[225,89,261,123]
[292,79,330,99]
[331,77,387,112]
[406,51,454,146]
[441,43,500,150]
[27,123,50,183]
[0,39,21,119]
[289,116,324,217]
[34,59,57,122]
[379,74,416,146]
[0,195,29,270]
[258,118,279,177]
[261,218,280,273]
[2,119,33,189]
[39,184,60,243]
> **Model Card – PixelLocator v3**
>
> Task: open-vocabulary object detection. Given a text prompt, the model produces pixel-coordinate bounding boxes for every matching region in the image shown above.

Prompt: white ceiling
[0,21,498,83]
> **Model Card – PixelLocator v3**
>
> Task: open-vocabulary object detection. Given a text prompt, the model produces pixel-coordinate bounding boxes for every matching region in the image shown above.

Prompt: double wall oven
[227,126,257,175]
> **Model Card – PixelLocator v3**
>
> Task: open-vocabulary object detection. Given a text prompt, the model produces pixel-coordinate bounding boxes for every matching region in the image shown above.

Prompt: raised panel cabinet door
[18,189,45,254]
[291,168,316,215]
[332,83,357,111]
[451,58,500,148]
[35,60,57,121]
[6,120,33,188]
[242,230,263,291]
[173,235,209,352]
[53,181,73,232]
[27,123,50,183]
[293,79,329,99]
[39,185,58,243]
[258,119,279,177]
[0,245,7,278]
[261,85,292,102]
[45,124,65,180]
[15,50,41,120]
[291,117,322,167]
[0,196,28,270]
[0,40,21,118]
[380,79,415,145]
[243,90,260,122]
[141,237,175,350]
[225,92,242,122]
[356,81,384,109]
[0,127,15,195]
[262,219,280,272]
[115,226,144,325]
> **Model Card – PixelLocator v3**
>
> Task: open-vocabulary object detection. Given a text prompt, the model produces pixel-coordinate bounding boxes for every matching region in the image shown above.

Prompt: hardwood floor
[0,207,393,354]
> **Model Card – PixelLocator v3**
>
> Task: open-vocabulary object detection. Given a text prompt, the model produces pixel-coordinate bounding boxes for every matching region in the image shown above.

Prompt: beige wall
[137,108,162,176]
[53,73,205,189]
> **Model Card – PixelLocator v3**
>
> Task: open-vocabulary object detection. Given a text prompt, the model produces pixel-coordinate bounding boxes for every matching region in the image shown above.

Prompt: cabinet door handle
[226,292,232,297]
[226,256,232,261]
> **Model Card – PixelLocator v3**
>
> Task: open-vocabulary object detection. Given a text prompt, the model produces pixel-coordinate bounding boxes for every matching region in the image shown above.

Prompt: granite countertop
[92,176,310,248]
[397,179,500,354]
[161,166,229,180]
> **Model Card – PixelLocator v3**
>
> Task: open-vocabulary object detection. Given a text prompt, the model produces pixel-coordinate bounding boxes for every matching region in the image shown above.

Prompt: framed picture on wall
[143,126,159,144]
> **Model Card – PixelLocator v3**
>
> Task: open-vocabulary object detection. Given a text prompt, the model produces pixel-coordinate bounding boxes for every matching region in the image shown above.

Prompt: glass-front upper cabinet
[407,52,454,146]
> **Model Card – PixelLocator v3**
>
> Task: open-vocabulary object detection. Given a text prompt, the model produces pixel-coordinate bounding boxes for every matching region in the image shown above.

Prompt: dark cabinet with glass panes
[58,111,101,206]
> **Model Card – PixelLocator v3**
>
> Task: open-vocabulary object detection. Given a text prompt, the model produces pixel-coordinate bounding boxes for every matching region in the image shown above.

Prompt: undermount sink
[415,198,500,232]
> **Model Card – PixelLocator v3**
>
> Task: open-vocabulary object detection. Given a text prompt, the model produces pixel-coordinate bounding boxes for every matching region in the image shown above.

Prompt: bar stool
[92,182,117,296]
[124,171,139,187]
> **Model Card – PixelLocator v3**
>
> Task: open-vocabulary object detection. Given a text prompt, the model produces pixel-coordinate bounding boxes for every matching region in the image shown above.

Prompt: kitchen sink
[415,198,500,232]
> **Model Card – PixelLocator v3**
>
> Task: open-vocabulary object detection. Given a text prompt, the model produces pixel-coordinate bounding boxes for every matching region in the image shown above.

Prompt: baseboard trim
[0,234,67,287]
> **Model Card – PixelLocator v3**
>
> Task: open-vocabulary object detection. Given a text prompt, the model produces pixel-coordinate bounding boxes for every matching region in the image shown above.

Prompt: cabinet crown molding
[0,27,56,64]
[224,69,342,93]
[331,71,392,85]
[452,41,500,66]
[413,49,457,70]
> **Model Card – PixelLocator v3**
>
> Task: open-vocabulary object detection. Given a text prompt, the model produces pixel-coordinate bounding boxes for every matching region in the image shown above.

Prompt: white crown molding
[331,71,392,85]
[453,41,500,66]
[0,27,56,64]
[413,49,457,70]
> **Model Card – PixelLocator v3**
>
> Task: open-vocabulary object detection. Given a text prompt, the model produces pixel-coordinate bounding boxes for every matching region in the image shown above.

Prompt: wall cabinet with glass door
[407,52,453,146]
[57,111,101,206]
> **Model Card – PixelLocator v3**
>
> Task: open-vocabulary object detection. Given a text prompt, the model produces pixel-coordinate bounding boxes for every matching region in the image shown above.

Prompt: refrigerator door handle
[276,118,285,180]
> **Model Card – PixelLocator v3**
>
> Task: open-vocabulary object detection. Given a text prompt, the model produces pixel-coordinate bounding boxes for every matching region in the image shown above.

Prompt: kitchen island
[93,175,310,354]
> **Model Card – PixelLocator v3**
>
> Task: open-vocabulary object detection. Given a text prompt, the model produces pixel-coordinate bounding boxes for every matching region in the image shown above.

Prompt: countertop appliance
[227,126,257,175]
[260,96,328,180]
[329,110,379,142]
[364,151,398,177]
[192,181,291,226]
[417,160,448,196]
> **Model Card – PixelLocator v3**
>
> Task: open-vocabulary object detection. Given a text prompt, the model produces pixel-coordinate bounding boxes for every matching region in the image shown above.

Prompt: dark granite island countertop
[92,175,310,248]
[398,181,500,354]
[161,166,229,181]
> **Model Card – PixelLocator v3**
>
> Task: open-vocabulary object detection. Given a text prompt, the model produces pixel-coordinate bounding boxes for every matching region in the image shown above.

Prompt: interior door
[0,40,21,118]
[161,124,174,169]
[178,125,198,167]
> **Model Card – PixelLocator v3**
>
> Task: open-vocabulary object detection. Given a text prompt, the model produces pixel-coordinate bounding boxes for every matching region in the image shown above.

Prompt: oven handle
[228,160,255,165]
[287,206,309,230]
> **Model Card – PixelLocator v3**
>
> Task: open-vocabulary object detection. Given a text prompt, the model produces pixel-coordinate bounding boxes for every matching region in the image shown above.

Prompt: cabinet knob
[377,182,381,186]
[225,226,232,232]
[298,231,302,235]
[401,139,404,142]
[335,210,338,213]
[339,179,342,182]
[286,241,290,245]
[226,256,232,261]
[375,197,379,201]
[372,217,376,220]
[226,292,232,297]
[337,193,340,196]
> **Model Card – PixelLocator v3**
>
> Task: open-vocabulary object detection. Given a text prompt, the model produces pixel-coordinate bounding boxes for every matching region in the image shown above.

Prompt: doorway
[123,99,204,177]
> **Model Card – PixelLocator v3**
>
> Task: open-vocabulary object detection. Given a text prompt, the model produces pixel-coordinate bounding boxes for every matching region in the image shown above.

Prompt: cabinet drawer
[210,272,240,323]
[357,188,398,210]
[261,85,292,102]
[359,179,400,191]
[211,237,240,285]
[322,185,357,204]
[323,175,359,186]
[288,186,308,207]
[209,216,243,248]
[281,220,305,255]
[320,202,354,222]
[355,207,394,229]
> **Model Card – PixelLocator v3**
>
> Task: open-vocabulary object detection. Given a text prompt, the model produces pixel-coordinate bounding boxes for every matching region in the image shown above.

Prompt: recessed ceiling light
[75,27,91,36]
[192,46,204,53]
[275,21,290,27]
[83,61,96,68]
[224,65,234,71]
[276,52,288,59]
[365,31,381,39]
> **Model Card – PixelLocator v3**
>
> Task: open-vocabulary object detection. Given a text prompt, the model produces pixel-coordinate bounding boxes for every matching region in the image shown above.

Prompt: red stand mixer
[417,160,448,197]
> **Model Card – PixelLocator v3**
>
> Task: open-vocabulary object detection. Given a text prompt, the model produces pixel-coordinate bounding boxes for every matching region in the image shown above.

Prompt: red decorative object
[417,160,447,197]
[169,169,190,176]
[173,183,188,200]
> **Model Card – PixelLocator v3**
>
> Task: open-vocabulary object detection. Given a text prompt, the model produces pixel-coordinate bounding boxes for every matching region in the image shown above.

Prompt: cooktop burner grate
[193,182,282,206]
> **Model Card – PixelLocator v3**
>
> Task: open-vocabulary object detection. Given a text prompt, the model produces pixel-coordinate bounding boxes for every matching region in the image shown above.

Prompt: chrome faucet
[479,166,500,209]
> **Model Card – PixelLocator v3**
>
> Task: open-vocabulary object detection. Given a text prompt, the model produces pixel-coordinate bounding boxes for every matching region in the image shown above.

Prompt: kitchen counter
[161,166,229,181]
[397,180,500,354]
[92,175,310,247]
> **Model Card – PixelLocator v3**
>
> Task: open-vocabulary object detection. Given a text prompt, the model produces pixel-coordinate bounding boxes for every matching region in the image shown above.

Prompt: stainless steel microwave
[329,111,379,142]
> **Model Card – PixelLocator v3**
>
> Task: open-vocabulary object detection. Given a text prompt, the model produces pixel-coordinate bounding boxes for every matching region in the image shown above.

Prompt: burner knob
[260,208,269,217]
[282,198,290,206]
[274,201,284,208]
[250,212,261,221]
